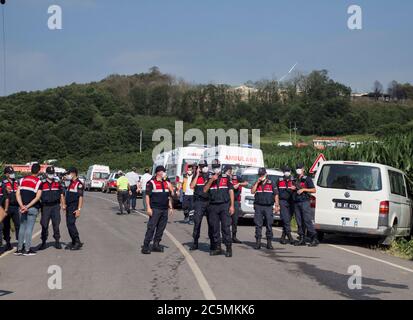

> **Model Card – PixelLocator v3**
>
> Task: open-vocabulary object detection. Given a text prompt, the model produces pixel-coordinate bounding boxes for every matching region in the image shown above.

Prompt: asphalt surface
[0,192,412,300]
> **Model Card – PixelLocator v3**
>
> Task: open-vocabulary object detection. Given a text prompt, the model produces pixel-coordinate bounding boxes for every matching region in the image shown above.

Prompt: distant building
[230,85,258,101]
[313,138,349,150]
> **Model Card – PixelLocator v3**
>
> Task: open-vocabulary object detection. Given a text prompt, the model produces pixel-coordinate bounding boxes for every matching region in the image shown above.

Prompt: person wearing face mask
[203,160,235,257]
[189,160,212,251]
[38,166,65,251]
[251,168,280,250]
[64,167,84,251]
[182,165,195,224]
[226,165,248,244]
[277,166,296,245]
[2,167,19,252]
[141,166,174,254]
[0,177,8,251]
[293,164,318,247]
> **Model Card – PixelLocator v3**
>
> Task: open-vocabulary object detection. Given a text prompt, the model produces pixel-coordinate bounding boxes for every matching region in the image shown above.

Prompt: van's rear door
[315,163,383,230]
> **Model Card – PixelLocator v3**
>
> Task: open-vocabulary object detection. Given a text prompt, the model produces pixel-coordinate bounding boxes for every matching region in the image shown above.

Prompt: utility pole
[289,122,292,143]
[294,122,298,146]
[139,129,143,153]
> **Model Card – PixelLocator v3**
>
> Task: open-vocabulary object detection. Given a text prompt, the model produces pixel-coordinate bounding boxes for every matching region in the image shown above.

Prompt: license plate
[335,202,360,210]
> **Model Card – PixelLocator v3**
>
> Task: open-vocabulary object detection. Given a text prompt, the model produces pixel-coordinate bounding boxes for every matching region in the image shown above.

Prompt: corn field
[265,133,413,183]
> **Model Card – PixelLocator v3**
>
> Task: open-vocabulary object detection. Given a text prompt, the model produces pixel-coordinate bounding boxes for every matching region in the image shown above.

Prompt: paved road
[1,192,412,300]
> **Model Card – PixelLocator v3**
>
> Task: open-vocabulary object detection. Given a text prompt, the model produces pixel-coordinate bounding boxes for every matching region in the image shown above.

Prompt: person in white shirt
[126,167,141,211]
[140,168,153,212]
[182,166,195,224]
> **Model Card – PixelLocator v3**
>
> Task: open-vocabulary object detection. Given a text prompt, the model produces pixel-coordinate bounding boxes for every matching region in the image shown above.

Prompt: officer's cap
[282,166,292,172]
[212,159,221,168]
[223,165,233,172]
[4,166,14,174]
[258,167,267,176]
[46,166,55,175]
[155,165,166,173]
[198,160,208,168]
[296,163,305,169]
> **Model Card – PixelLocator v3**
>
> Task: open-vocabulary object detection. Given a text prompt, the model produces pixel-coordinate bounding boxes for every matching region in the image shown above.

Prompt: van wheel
[316,231,325,242]
[381,223,398,246]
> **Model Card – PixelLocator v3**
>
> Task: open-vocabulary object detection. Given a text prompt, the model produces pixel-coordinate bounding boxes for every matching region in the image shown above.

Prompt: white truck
[314,161,413,244]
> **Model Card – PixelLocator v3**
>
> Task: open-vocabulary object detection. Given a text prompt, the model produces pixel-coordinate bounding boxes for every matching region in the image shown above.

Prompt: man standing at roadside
[2,167,20,252]
[141,166,174,254]
[182,165,195,224]
[15,163,42,256]
[126,167,140,212]
[140,168,153,212]
[116,171,131,215]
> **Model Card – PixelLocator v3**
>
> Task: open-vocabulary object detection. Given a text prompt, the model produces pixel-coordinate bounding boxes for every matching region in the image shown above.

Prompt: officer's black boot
[225,245,232,258]
[294,236,306,246]
[141,243,151,255]
[38,241,47,251]
[55,241,62,250]
[232,234,242,244]
[280,232,288,245]
[287,233,295,245]
[190,241,199,251]
[308,236,319,247]
[267,239,274,250]
[5,242,13,252]
[210,245,223,256]
[254,239,261,250]
[71,241,82,251]
[152,241,164,253]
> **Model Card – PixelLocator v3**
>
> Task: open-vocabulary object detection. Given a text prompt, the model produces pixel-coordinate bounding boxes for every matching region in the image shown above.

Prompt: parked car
[314,161,413,244]
[102,172,121,193]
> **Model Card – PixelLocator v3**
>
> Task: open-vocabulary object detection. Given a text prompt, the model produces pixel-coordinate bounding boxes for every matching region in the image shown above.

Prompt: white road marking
[272,226,413,274]
[90,194,217,300]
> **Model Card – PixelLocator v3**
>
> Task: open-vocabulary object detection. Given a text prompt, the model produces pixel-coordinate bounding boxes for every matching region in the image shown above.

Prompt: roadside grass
[385,239,413,260]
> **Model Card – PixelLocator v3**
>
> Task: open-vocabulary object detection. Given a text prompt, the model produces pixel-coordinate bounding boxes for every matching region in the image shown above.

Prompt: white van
[85,165,110,191]
[314,161,413,244]
[239,168,284,220]
[201,145,265,176]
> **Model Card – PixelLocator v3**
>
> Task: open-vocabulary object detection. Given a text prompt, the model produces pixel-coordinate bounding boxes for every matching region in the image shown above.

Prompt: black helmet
[258,167,267,176]
[198,160,208,168]
[212,159,221,169]
[155,165,166,173]
[282,166,292,172]
[46,166,55,175]
[4,166,14,174]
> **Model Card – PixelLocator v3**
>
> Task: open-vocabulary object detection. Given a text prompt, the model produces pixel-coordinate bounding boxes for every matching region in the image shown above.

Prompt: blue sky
[1,0,412,95]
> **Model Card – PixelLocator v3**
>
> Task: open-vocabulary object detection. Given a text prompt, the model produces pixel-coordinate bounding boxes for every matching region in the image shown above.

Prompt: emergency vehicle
[85,165,110,191]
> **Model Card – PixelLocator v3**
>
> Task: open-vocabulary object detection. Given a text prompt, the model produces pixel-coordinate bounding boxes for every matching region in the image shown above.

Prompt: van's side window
[389,171,407,197]
[406,177,413,199]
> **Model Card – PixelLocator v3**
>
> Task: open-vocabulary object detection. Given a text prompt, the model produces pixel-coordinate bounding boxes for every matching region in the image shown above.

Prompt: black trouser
[3,206,20,243]
[130,186,138,210]
[295,201,316,238]
[144,208,168,246]
[192,200,212,243]
[208,203,231,247]
[66,204,80,244]
[254,204,274,240]
[280,200,294,234]
[41,204,61,242]
[117,191,130,214]
[231,201,240,237]
[182,195,194,219]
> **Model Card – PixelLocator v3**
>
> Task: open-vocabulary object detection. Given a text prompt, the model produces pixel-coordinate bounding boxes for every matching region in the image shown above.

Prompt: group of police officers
[141,160,319,257]
[0,164,84,256]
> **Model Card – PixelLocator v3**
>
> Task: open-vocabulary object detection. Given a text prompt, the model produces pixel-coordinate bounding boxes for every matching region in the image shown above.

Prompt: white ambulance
[85,165,110,191]
[314,161,413,244]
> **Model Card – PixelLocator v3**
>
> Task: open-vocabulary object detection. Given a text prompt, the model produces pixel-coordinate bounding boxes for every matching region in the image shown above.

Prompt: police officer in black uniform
[226,166,248,244]
[277,166,296,245]
[189,160,213,251]
[142,165,174,254]
[2,167,20,252]
[293,164,318,247]
[0,180,7,250]
[251,168,280,250]
[39,166,64,250]
[203,160,235,257]
[64,167,84,250]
